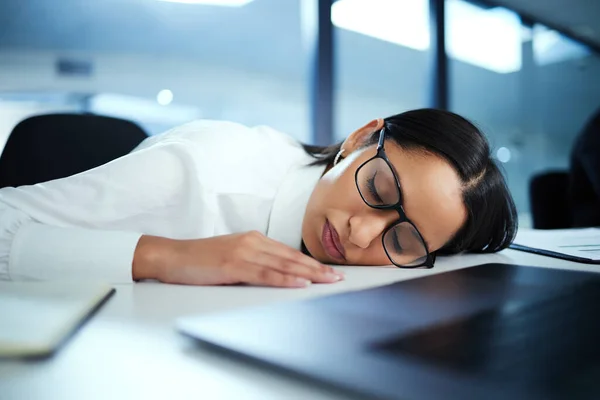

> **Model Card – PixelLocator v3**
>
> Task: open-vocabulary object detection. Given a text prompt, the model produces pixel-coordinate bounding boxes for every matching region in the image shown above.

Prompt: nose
[348,209,398,249]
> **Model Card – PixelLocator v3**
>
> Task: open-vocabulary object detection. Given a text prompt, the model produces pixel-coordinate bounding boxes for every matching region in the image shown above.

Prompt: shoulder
[134,120,313,194]
[136,120,299,152]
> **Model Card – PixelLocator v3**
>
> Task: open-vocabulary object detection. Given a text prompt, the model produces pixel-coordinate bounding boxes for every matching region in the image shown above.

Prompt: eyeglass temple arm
[377,128,386,151]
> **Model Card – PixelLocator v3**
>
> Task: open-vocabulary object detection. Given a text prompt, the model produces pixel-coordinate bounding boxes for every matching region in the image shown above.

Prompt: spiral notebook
[510,228,600,264]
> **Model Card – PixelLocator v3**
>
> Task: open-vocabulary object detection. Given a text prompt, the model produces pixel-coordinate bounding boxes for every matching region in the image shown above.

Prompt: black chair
[569,107,600,227]
[529,171,571,229]
[0,114,147,188]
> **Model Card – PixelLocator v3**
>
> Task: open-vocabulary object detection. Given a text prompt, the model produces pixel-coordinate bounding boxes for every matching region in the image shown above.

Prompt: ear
[341,118,384,154]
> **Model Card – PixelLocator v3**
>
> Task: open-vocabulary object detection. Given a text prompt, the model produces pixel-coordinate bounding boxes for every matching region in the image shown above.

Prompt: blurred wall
[0,0,599,216]
[0,50,310,139]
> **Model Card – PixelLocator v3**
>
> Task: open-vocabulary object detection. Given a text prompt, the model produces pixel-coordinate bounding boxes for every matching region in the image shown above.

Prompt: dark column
[429,0,448,110]
[307,0,334,145]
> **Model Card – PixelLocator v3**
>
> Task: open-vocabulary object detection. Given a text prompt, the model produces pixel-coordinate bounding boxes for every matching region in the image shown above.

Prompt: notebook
[510,228,600,264]
[0,282,115,358]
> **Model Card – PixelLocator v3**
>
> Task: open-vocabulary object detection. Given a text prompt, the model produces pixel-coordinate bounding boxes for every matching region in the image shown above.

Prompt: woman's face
[302,119,467,266]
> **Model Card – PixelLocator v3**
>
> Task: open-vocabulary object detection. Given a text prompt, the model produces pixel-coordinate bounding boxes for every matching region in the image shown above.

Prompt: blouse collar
[266,157,326,250]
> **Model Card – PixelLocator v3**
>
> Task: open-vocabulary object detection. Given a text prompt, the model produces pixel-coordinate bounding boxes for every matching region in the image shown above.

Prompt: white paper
[513,228,600,260]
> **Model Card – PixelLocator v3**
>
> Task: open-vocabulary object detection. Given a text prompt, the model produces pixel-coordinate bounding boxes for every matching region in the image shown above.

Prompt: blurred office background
[0,0,599,226]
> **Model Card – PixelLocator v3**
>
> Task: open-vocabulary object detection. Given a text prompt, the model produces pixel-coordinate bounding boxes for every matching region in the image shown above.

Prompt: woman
[0,109,517,287]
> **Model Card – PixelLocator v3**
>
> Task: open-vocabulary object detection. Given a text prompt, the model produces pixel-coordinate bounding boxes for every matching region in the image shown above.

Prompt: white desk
[1,250,597,400]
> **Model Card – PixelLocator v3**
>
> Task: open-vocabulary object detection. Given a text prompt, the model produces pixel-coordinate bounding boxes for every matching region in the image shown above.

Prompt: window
[446,0,530,221]
[533,24,591,66]
[447,0,600,227]
[446,0,522,73]
[531,26,599,174]
[157,0,254,5]
[331,0,430,51]
[333,0,523,74]
[332,0,431,141]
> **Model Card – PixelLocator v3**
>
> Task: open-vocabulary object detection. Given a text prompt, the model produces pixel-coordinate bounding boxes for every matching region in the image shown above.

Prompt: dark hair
[302,108,518,254]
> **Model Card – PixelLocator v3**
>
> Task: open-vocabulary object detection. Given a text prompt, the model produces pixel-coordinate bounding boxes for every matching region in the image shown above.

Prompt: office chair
[0,114,147,188]
[569,106,600,227]
[529,171,571,229]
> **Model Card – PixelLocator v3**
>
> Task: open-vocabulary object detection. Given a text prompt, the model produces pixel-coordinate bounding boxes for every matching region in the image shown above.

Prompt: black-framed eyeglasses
[355,128,436,269]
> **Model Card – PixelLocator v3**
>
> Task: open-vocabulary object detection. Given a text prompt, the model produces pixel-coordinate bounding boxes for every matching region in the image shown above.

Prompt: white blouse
[0,120,326,282]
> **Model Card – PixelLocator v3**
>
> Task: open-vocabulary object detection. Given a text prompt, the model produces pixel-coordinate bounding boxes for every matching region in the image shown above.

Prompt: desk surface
[1,249,598,400]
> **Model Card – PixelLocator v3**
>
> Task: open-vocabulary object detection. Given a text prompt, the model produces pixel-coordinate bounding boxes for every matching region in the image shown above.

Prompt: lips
[322,219,346,261]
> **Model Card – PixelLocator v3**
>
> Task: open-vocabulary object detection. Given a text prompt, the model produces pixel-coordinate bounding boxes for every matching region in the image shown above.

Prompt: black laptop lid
[179,264,600,400]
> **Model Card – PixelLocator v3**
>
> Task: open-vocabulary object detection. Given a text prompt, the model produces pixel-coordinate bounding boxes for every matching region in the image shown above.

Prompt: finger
[257,236,344,277]
[235,263,312,288]
[251,251,342,284]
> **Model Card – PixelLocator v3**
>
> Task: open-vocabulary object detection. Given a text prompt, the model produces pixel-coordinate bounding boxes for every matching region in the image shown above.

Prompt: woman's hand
[132,231,344,288]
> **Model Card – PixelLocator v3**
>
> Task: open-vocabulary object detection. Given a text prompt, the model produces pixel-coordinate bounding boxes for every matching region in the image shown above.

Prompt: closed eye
[367,173,384,204]
[391,228,403,253]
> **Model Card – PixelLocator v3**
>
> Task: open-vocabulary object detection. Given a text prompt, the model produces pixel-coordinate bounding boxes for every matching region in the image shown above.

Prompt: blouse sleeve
[0,139,197,283]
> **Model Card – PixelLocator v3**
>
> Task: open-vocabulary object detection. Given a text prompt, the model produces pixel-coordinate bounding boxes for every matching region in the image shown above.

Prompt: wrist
[132,235,178,281]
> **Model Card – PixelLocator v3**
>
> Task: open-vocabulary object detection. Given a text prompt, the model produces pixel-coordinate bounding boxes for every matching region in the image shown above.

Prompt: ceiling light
[156,89,173,106]
[533,24,590,66]
[156,0,254,6]
[496,147,511,163]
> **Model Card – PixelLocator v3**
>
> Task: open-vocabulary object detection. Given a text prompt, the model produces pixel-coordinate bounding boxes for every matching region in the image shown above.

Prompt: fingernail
[295,278,312,287]
[324,272,342,282]
[329,269,344,278]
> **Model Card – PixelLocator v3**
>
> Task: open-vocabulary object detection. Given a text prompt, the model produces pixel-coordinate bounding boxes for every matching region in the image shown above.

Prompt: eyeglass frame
[354,128,436,269]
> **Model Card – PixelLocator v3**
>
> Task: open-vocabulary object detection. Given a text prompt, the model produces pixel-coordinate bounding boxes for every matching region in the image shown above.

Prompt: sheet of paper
[514,228,600,260]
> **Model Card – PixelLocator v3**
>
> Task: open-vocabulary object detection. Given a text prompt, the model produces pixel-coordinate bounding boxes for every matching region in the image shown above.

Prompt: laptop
[178,264,600,400]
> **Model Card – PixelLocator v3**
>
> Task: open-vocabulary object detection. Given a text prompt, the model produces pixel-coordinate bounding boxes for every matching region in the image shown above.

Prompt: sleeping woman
[0,108,517,287]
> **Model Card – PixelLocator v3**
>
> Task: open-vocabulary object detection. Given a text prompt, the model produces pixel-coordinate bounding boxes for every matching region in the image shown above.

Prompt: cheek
[348,244,391,266]
[315,167,362,209]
